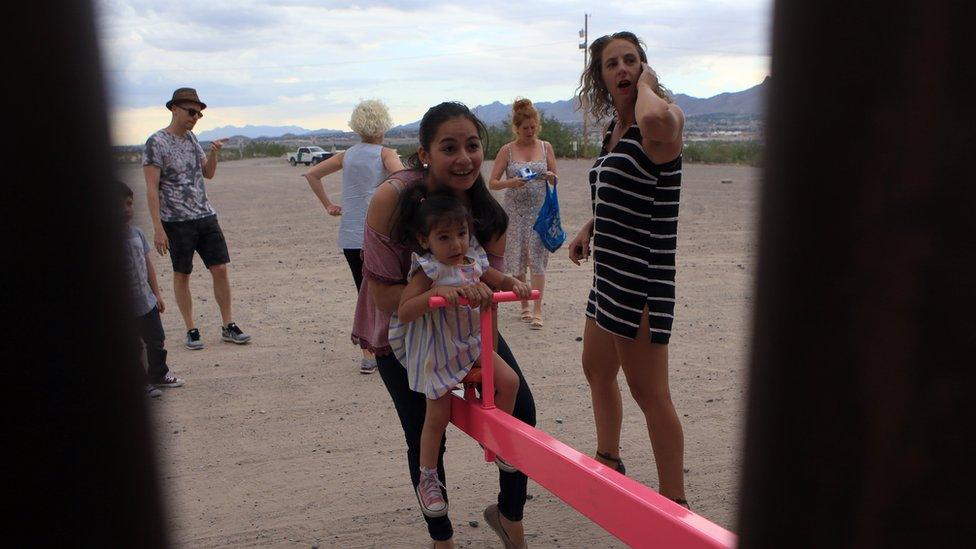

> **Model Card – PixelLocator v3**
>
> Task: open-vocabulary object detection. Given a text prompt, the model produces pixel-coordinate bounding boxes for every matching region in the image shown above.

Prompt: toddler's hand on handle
[461,282,493,309]
[432,285,462,307]
[511,279,531,299]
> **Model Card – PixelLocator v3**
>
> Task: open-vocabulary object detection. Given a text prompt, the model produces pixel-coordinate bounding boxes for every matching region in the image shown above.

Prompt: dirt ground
[119,156,759,548]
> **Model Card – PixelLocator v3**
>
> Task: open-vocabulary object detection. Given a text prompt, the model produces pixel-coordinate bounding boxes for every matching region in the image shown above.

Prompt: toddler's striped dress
[389,243,489,399]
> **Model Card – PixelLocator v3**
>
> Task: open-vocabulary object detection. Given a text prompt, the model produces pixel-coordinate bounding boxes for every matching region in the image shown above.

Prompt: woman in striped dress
[569,31,689,508]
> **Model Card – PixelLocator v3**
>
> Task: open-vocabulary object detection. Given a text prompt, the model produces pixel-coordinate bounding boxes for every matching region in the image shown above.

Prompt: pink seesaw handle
[427,289,540,414]
[427,289,540,308]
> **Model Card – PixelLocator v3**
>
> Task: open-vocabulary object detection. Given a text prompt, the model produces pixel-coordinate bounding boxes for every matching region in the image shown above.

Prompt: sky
[96,0,773,145]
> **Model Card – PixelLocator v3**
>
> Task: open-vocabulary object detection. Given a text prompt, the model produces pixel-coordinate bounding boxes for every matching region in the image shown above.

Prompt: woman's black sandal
[595,451,626,475]
[671,497,691,510]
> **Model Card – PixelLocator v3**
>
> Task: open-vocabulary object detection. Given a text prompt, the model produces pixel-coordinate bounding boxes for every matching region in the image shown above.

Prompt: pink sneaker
[416,470,447,518]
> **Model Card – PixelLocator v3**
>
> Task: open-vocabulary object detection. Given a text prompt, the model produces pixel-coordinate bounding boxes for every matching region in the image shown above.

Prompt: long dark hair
[390,188,472,246]
[397,101,508,246]
[576,31,673,122]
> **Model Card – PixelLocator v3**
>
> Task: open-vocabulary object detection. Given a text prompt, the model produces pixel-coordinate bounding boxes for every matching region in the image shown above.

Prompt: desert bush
[216,141,290,161]
[682,140,762,166]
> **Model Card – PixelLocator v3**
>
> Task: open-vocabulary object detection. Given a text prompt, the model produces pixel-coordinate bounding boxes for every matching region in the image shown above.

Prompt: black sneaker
[185,328,204,350]
[221,322,251,345]
[152,375,185,389]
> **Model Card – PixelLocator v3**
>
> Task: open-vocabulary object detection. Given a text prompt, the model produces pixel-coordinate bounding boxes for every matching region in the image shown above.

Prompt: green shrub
[682,140,763,166]
[484,115,596,159]
[394,144,418,164]
[216,141,290,160]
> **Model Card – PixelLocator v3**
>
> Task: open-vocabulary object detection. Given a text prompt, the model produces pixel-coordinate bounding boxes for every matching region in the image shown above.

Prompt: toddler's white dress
[389,242,490,399]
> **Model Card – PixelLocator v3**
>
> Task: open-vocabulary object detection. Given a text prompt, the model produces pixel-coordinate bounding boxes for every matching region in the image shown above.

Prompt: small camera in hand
[517,166,540,181]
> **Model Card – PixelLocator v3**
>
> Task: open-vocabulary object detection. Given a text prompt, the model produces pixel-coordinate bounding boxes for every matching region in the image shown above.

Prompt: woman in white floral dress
[488,98,559,329]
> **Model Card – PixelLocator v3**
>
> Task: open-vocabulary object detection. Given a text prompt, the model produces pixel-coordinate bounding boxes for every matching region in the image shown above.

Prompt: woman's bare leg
[614,308,685,500]
[581,317,624,465]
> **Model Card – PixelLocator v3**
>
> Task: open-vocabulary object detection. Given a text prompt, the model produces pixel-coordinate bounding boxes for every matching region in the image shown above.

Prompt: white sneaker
[360,357,377,374]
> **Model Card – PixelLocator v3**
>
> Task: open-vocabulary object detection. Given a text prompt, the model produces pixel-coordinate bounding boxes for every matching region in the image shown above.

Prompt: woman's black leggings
[342,248,364,291]
[376,333,537,542]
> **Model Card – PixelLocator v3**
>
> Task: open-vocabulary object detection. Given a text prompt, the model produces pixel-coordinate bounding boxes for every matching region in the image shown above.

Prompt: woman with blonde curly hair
[568,31,690,508]
[305,99,404,373]
[488,98,558,329]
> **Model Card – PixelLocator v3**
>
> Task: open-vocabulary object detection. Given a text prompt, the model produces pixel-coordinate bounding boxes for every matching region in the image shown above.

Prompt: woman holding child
[352,102,535,548]
[489,98,558,329]
[568,31,690,508]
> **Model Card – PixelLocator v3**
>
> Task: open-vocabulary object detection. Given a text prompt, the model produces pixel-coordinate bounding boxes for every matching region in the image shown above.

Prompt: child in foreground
[388,191,530,518]
[120,182,184,396]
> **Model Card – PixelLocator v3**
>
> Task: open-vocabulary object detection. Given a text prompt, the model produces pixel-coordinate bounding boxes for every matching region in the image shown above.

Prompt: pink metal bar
[427,290,541,308]
[430,290,735,547]
[427,290,542,414]
[479,304,497,462]
[450,396,737,548]
[429,290,540,462]
[480,304,496,409]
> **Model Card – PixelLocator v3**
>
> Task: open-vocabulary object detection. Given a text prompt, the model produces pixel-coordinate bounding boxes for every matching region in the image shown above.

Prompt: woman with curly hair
[488,98,558,329]
[568,31,690,508]
[304,99,404,373]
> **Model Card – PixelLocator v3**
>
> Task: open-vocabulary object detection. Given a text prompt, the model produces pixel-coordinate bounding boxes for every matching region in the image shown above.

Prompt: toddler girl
[389,190,530,518]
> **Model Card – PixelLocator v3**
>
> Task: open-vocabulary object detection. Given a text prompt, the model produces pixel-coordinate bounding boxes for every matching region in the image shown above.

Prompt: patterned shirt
[142,129,217,222]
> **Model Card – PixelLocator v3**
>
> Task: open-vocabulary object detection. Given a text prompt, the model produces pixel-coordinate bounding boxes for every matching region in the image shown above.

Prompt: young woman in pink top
[351,102,535,548]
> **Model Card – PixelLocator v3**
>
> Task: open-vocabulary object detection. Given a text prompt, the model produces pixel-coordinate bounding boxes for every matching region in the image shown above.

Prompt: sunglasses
[174,104,204,118]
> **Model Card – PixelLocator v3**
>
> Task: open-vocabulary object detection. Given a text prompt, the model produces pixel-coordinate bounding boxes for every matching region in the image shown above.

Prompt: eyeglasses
[174,104,203,118]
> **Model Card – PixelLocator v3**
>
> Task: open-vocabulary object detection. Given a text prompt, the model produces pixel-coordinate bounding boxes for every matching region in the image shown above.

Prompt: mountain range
[197,77,768,141]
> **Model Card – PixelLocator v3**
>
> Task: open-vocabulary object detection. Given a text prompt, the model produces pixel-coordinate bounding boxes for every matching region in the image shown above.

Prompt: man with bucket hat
[142,87,251,350]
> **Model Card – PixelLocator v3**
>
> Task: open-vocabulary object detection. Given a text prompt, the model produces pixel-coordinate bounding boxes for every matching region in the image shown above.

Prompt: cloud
[277,93,319,104]
[98,0,773,143]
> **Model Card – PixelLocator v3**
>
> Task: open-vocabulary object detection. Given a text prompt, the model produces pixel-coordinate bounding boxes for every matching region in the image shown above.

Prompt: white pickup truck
[288,146,334,166]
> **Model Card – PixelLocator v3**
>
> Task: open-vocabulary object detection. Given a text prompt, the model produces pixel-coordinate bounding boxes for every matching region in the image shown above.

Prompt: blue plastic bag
[533,183,567,253]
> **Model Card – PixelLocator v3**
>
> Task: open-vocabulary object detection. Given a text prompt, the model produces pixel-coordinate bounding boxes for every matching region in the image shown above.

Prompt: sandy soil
[119,156,758,548]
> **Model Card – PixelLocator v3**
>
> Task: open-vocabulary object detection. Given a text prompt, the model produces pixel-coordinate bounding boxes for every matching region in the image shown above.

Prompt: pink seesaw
[427,290,737,548]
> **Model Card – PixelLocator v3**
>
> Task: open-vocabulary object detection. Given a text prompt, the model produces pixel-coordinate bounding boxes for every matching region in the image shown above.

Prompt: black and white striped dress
[585,121,682,344]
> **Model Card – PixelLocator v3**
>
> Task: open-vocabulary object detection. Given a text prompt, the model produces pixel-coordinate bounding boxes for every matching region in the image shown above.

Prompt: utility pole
[579,13,590,157]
